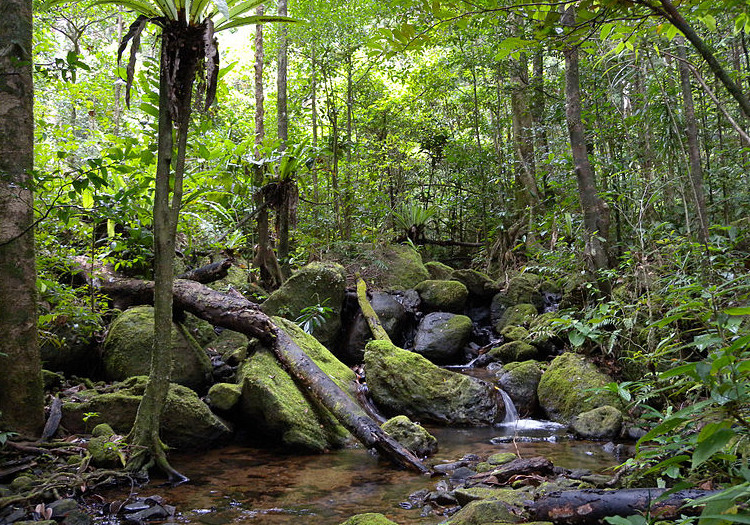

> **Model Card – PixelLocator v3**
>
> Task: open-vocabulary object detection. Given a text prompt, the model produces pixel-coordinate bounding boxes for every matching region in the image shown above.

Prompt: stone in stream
[495,360,543,418]
[338,513,399,525]
[412,312,473,364]
[571,405,624,440]
[414,279,469,313]
[365,339,501,425]
[380,415,438,457]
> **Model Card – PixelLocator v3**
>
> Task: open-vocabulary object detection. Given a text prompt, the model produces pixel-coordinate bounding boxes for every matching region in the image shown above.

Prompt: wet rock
[495,360,543,417]
[381,415,438,457]
[61,510,93,525]
[503,273,545,310]
[47,499,78,518]
[10,475,34,492]
[537,352,621,423]
[487,452,518,466]
[452,487,529,508]
[365,339,500,425]
[342,292,408,364]
[413,312,473,364]
[102,306,213,392]
[237,318,354,452]
[451,269,501,299]
[415,280,469,313]
[425,261,454,280]
[571,405,623,440]
[450,466,477,482]
[91,423,115,438]
[338,513,399,525]
[61,377,233,449]
[500,325,530,342]
[88,434,124,468]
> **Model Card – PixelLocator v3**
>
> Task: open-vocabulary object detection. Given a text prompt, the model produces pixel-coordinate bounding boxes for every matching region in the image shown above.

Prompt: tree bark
[532,488,715,524]
[676,37,709,243]
[355,276,391,343]
[0,0,45,437]
[277,0,288,149]
[562,6,611,294]
[511,52,540,210]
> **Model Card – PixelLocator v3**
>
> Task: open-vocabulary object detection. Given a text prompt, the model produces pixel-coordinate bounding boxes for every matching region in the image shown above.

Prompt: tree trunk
[0,0,44,437]
[277,0,288,150]
[311,40,319,201]
[562,6,611,294]
[511,52,540,210]
[532,488,715,524]
[355,276,392,343]
[676,37,709,243]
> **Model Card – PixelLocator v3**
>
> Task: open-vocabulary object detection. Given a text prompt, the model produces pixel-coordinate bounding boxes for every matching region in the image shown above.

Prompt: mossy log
[355,275,391,343]
[73,260,429,474]
[531,488,716,523]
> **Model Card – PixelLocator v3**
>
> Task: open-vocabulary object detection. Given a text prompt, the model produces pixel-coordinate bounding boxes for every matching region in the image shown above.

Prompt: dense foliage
[17,0,750,520]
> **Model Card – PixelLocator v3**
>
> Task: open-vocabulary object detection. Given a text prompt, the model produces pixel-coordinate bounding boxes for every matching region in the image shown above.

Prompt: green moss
[452,486,527,507]
[369,244,430,290]
[537,352,621,423]
[494,304,538,332]
[425,261,454,280]
[488,341,538,363]
[445,498,525,524]
[500,325,530,342]
[338,513,399,525]
[365,340,498,425]
[415,279,469,312]
[380,415,438,457]
[451,269,501,298]
[261,262,347,348]
[571,405,623,440]
[101,306,212,392]
[207,383,242,411]
[237,319,355,452]
[88,435,123,468]
[91,423,115,438]
[487,452,518,465]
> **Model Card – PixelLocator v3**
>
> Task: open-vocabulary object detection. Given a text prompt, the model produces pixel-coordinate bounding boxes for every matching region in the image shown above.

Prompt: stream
[105,422,625,525]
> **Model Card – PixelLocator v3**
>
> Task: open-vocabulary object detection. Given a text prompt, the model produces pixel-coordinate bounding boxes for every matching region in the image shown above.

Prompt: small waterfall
[498,389,519,424]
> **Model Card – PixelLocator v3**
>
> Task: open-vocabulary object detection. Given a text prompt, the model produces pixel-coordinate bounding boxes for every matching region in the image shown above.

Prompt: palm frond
[87,0,161,16]
[224,0,264,18]
[215,14,297,31]
[189,0,211,22]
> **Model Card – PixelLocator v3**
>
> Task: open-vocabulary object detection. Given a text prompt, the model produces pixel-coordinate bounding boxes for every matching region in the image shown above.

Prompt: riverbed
[107,422,625,525]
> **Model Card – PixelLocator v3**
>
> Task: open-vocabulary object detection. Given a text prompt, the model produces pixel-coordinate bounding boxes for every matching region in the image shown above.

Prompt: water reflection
[110,425,624,525]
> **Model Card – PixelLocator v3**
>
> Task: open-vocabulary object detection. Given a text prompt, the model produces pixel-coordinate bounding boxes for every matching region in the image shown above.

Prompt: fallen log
[469,456,553,486]
[355,275,391,343]
[73,260,429,473]
[531,488,716,524]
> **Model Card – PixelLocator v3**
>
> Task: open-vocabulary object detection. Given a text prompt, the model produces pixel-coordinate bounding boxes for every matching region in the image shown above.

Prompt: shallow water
[110,423,624,525]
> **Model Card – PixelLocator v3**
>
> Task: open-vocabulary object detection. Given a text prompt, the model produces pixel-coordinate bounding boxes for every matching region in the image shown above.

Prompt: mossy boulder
[342,291,408,364]
[487,341,538,364]
[571,405,623,440]
[425,261,455,280]
[208,329,249,358]
[88,435,124,468]
[207,382,242,412]
[452,486,527,508]
[495,361,543,417]
[494,303,538,333]
[181,312,218,348]
[367,244,430,290]
[504,273,545,309]
[365,339,499,425]
[537,353,621,423]
[415,279,469,312]
[451,269,501,298]
[413,312,473,364]
[61,377,232,449]
[445,498,525,524]
[500,325,530,342]
[339,514,399,525]
[101,306,212,392]
[261,262,347,349]
[237,318,355,452]
[381,415,438,457]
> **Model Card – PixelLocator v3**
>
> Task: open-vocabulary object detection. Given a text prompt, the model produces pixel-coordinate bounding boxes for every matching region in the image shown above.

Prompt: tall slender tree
[0,0,44,437]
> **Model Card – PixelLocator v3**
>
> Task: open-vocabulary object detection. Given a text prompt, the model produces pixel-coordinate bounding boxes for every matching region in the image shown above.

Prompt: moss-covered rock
[413,312,473,363]
[381,415,438,457]
[101,306,212,392]
[451,269,501,298]
[365,340,499,425]
[88,435,124,468]
[61,378,232,449]
[444,498,525,524]
[237,318,354,452]
[487,341,538,364]
[208,329,249,358]
[207,382,242,412]
[494,304,538,333]
[261,262,347,349]
[181,312,218,348]
[414,279,469,312]
[487,452,518,466]
[342,292,408,364]
[571,405,623,440]
[91,423,114,438]
[425,261,454,280]
[338,514,399,525]
[366,244,430,290]
[504,273,544,309]
[537,353,621,423]
[500,325,530,342]
[495,361,543,418]
[452,486,528,507]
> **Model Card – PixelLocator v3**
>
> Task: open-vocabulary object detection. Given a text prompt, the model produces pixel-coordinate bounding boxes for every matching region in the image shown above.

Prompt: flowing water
[109,423,625,525]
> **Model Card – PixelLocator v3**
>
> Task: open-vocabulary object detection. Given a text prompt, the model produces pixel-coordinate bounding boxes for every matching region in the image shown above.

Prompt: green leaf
[215,14,298,31]
[700,14,716,32]
[212,0,229,19]
[724,307,750,315]
[568,330,586,347]
[692,428,734,469]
